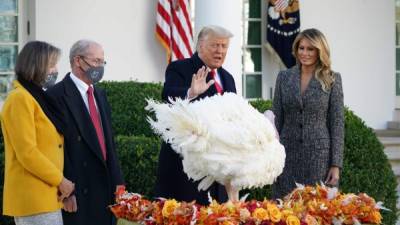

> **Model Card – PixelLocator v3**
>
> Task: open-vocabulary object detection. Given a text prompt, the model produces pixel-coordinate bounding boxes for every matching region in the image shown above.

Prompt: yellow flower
[252,208,269,221]
[286,215,300,225]
[162,199,180,218]
[222,221,234,225]
[267,203,282,222]
[281,209,294,219]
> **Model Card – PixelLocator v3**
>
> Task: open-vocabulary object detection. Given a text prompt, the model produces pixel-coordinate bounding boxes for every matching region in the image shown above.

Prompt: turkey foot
[225,182,239,202]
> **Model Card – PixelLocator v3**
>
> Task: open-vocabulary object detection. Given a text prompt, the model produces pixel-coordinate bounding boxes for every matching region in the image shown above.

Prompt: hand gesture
[188,66,215,99]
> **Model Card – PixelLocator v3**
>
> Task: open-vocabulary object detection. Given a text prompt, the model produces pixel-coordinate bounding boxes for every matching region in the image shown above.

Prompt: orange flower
[162,199,180,218]
[252,208,269,221]
[286,215,300,225]
[366,211,382,224]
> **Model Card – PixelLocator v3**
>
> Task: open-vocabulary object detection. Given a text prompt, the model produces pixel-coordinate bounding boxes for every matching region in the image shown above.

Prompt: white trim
[242,0,263,99]
[0,13,18,16]
[244,44,262,48]
[0,42,18,45]
[245,18,262,22]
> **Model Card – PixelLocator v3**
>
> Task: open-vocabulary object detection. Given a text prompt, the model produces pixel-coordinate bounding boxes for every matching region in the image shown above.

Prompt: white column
[195,0,243,96]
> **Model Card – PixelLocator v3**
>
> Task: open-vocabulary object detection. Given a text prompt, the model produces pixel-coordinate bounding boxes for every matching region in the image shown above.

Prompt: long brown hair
[292,28,335,91]
[15,41,61,86]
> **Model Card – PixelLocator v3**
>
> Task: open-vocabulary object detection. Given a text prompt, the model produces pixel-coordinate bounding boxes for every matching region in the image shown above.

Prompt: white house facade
[0,0,398,129]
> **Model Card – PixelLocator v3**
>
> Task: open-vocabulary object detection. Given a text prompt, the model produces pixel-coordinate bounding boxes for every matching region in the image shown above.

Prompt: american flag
[156,0,194,62]
[274,0,289,11]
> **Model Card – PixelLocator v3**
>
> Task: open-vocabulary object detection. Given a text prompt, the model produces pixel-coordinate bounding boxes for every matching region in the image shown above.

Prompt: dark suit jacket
[155,52,237,205]
[48,74,124,225]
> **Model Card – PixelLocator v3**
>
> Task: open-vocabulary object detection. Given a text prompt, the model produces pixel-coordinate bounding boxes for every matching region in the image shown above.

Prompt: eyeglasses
[79,55,107,67]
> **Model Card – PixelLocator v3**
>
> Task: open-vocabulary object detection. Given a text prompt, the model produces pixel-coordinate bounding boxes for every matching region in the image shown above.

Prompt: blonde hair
[292,28,335,91]
[196,25,233,51]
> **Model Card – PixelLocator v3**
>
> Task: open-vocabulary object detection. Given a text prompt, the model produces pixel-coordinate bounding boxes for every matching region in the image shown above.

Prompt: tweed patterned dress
[14,210,62,225]
[271,66,344,199]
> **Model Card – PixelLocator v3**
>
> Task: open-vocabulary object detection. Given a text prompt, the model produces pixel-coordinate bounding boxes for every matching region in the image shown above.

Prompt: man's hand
[325,166,340,186]
[188,66,215,99]
[58,177,74,201]
[63,195,78,213]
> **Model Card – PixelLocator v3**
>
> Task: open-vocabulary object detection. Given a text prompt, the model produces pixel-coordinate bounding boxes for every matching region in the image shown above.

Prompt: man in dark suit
[155,25,237,205]
[47,40,124,225]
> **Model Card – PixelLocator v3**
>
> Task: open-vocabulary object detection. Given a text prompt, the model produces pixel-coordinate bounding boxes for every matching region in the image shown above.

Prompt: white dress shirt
[69,72,98,111]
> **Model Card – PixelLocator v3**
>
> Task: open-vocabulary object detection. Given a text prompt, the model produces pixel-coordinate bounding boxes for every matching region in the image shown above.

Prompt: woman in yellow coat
[1,41,74,225]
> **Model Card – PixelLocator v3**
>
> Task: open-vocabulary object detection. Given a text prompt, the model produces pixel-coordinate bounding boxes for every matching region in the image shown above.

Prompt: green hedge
[116,135,160,198]
[96,81,162,137]
[341,108,398,225]
[0,81,398,225]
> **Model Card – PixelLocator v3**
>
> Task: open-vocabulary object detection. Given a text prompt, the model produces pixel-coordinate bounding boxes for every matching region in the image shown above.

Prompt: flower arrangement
[110,184,384,225]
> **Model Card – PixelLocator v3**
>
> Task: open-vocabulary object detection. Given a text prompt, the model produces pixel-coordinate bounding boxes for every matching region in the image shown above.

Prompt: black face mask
[80,58,104,84]
[42,72,58,89]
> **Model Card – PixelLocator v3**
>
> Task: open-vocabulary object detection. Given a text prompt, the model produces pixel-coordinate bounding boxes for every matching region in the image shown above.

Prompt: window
[242,0,263,99]
[0,0,18,100]
[396,0,400,97]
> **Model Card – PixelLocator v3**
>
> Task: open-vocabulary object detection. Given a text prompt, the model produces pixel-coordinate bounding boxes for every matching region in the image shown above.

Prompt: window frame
[0,0,21,101]
[242,0,264,100]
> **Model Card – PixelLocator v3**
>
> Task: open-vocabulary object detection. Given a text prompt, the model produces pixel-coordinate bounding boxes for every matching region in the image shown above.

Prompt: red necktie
[210,69,223,94]
[87,86,107,160]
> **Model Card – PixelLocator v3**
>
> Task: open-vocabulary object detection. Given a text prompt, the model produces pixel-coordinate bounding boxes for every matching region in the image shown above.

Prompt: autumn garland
[110,184,384,225]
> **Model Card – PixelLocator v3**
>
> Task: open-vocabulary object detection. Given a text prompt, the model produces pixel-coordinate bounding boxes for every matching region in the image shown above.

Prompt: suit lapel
[63,75,105,162]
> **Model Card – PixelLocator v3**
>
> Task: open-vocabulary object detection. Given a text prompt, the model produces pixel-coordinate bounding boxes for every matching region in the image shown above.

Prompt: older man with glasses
[47,39,124,225]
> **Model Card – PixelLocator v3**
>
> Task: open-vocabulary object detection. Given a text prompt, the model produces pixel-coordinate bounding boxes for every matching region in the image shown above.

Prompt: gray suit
[272,66,344,198]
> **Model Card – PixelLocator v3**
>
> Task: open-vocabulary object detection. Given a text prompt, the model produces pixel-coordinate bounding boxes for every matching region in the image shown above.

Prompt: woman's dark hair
[15,41,61,86]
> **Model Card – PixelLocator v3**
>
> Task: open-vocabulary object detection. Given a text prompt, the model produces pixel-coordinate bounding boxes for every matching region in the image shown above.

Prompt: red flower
[243,220,256,225]
[115,185,126,197]
[260,220,271,225]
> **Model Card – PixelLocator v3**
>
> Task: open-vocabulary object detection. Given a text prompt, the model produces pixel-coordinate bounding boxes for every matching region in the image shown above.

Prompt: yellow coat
[1,81,64,216]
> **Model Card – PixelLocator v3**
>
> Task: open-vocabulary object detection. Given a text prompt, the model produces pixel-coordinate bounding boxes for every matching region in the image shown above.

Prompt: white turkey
[145,93,285,202]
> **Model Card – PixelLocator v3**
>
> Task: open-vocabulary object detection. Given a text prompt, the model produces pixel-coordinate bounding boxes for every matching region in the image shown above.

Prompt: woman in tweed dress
[272,28,344,199]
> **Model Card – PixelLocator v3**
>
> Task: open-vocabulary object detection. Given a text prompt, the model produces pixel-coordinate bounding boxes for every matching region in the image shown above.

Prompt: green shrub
[341,108,398,225]
[249,99,272,113]
[0,147,13,225]
[116,135,160,198]
[97,81,162,137]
